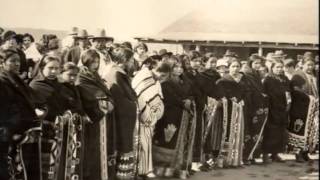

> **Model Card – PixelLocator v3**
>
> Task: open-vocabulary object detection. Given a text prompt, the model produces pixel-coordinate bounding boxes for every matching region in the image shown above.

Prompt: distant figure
[0,27,4,44]
[133,42,148,69]
[158,49,173,62]
[1,30,28,80]
[23,33,42,63]
[122,41,133,50]
[262,60,291,163]
[216,58,229,77]
[283,58,296,80]
[89,28,114,78]
[62,29,91,65]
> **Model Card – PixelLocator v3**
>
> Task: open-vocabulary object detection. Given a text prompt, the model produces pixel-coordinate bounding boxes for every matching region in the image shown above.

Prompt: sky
[0,0,317,40]
[0,0,203,40]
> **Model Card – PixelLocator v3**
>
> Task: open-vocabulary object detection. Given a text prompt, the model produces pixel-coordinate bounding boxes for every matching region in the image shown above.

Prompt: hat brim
[89,36,114,40]
[74,35,93,39]
[216,63,228,67]
[160,52,173,57]
[149,55,162,60]
[272,55,287,58]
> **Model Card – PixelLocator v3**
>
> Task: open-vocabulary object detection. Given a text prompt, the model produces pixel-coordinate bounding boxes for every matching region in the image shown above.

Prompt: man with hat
[89,28,114,78]
[303,51,314,60]
[223,49,238,63]
[60,27,79,51]
[224,49,237,57]
[272,50,287,61]
[264,52,275,72]
[63,29,91,65]
[67,26,79,37]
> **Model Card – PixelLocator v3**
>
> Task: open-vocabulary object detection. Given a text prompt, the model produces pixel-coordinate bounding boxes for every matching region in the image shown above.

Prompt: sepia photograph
[0,0,318,179]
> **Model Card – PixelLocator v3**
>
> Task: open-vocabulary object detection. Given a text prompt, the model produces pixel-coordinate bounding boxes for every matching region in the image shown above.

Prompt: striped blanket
[132,68,164,175]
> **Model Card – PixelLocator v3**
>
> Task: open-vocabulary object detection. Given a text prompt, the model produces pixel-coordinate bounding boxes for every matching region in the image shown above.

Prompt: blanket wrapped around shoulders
[132,68,164,125]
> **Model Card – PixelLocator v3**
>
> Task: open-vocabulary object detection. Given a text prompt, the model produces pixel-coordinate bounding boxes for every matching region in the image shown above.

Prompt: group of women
[0,29,319,180]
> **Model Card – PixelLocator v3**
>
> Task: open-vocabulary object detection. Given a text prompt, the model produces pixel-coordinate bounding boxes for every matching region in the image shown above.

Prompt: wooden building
[135,0,318,59]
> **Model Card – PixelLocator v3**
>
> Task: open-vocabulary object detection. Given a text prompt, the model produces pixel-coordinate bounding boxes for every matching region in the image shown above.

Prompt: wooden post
[196,45,201,51]
[258,47,263,56]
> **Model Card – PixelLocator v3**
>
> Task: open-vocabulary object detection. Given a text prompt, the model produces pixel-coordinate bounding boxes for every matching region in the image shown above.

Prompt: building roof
[136,0,318,47]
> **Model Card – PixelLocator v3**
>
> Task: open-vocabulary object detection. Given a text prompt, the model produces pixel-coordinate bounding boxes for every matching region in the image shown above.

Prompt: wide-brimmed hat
[89,28,114,41]
[74,29,91,39]
[158,49,173,57]
[265,52,275,61]
[249,53,265,62]
[224,50,238,58]
[272,50,287,59]
[303,51,314,60]
[148,55,162,61]
[68,27,78,36]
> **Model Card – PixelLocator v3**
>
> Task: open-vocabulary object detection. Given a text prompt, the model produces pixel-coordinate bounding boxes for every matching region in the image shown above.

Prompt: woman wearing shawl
[59,62,87,180]
[288,58,319,162]
[199,57,221,169]
[242,54,269,165]
[0,49,41,180]
[131,57,165,179]
[262,60,291,163]
[215,59,251,168]
[103,47,137,180]
[153,58,197,179]
[76,49,116,180]
[29,55,71,180]
[181,56,207,171]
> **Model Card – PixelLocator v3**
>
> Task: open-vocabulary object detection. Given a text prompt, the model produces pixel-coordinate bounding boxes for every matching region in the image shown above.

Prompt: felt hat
[89,28,114,41]
[224,49,238,57]
[68,27,78,36]
[272,50,287,59]
[158,49,173,57]
[303,51,314,60]
[75,29,91,39]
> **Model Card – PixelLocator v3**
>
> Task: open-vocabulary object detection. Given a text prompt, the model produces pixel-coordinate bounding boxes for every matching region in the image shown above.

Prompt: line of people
[0,28,319,180]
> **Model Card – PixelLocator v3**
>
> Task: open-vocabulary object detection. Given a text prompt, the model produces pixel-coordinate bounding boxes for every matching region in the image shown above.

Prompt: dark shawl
[262,74,290,153]
[60,82,85,115]
[153,77,192,149]
[29,75,69,122]
[76,67,113,123]
[291,70,318,97]
[0,70,38,136]
[199,69,221,99]
[104,64,137,153]
[76,67,116,180]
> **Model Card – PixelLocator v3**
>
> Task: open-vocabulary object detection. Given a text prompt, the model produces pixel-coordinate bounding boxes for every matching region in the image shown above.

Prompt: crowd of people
[0,27,319,180]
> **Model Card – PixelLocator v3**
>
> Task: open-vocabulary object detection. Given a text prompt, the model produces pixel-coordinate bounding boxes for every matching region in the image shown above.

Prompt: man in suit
[62,29,91,66]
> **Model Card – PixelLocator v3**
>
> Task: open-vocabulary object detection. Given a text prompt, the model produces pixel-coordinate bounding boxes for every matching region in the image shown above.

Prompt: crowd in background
[0,27,319,180]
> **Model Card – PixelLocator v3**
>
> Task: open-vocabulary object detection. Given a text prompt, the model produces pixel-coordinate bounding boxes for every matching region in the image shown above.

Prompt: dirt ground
[162,160,319,180]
